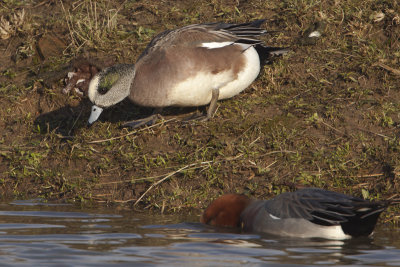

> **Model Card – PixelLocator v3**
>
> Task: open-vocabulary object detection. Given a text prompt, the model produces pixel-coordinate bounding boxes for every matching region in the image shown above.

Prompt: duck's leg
[183,88,220,122]
[206,88,220,119]
[122,108,163,128]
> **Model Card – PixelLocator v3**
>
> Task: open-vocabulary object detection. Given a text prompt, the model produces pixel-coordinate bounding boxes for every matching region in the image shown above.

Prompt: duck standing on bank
[87,19,288,127]
[201,188,389,239]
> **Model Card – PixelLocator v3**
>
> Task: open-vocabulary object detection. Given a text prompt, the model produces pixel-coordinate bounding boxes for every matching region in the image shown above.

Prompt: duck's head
[87,64,136,126]
[201,194,251,228]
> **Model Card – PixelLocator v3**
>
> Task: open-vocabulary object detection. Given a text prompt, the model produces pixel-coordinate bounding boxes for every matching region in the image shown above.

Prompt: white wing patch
[200,42,234,49]
[269,214,280,220]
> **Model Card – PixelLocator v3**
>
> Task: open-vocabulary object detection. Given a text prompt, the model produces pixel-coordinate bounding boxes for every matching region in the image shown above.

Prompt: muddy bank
[0,0,399,221]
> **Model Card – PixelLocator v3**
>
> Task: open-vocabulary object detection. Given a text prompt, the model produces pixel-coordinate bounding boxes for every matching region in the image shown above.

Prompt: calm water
[0,200,399,266]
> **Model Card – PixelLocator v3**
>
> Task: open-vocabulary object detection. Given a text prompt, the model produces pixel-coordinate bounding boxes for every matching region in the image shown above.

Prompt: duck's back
[129,23,264,108]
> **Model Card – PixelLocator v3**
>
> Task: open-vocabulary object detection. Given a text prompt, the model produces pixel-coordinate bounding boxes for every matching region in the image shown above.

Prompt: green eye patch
[98,71,120,94]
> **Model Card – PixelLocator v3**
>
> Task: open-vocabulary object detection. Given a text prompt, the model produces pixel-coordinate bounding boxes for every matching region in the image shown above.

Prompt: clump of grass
[60,0,123,52]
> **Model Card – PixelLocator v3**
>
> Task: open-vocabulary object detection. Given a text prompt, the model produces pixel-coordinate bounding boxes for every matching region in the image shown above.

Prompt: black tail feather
[255,45,290,65]
[341,201,389,237]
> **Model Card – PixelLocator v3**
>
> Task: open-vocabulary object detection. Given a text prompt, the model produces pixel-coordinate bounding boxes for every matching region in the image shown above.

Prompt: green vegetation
[0,0,399,222]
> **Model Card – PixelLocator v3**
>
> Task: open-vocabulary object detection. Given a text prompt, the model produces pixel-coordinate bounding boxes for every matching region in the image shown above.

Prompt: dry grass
[60,0,124,52]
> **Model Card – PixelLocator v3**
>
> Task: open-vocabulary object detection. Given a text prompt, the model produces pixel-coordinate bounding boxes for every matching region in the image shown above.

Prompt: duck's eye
[98,85,109,94]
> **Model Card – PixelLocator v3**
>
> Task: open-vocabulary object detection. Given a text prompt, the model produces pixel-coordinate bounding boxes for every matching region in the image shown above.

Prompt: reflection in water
[0,200,399,266]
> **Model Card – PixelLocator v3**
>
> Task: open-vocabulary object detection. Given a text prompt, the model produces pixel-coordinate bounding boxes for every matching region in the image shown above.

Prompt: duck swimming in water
[201,188,389,239]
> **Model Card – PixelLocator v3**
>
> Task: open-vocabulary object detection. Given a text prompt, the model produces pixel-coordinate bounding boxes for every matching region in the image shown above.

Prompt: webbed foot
[182,111,209,122]
[122,114,162,129]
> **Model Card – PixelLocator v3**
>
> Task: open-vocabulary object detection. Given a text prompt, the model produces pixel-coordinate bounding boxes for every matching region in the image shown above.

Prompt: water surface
[0,199,399,266]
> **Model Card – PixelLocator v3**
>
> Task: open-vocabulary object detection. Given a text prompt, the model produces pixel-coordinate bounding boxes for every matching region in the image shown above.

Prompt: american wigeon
[87,19,288,127]
[201,188,389,239]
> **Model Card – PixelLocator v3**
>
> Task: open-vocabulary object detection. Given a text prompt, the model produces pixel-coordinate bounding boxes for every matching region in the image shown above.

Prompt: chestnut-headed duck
[201,188,389,239]
[87,20,288,127]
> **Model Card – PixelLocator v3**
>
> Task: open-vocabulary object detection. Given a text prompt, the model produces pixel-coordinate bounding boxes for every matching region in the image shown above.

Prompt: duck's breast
[217,45,260,100]
[130,44,260,107]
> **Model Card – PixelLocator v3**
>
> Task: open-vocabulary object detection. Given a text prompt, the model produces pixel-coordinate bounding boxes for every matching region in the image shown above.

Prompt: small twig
[233,124,255,142]
[249,136,261,146]
[95,160,219,187]
[261,150,296,156]
[93,193,112,197]
[348,172,400,179]
[113,198,136,203]
[291,88,311,99]
[133,153,245,206]
[373,62,400,76]
[97,174,166,186]
[33,1,48,8]
[133,163,201,206]
[318,119,345,135]
[348,173,384,178]
[357,127,391,139]
[87,118,176,144]
[95,164,208,186]
[387,194,399,201]
[265,160,277,169]
[68,106,84,136]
